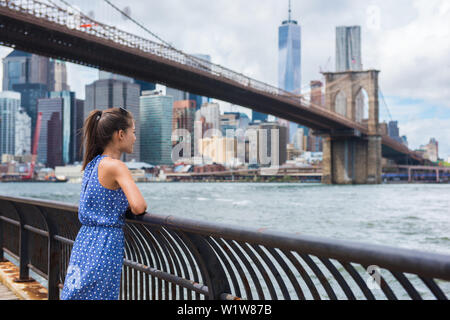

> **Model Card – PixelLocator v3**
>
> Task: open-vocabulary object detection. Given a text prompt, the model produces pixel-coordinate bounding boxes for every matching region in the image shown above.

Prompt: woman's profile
[61,107,147,300]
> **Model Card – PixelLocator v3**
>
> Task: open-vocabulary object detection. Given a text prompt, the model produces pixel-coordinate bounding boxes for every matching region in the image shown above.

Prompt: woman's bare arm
[110,160,147,215]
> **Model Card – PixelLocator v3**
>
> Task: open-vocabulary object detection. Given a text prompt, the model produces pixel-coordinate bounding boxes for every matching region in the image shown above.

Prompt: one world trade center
[277,1,306,143]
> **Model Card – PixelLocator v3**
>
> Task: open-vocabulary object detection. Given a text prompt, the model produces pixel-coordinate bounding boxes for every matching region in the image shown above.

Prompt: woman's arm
[111,160,148,215]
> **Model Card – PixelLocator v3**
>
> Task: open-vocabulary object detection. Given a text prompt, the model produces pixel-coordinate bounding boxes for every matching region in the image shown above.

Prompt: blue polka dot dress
[61,154,129,300]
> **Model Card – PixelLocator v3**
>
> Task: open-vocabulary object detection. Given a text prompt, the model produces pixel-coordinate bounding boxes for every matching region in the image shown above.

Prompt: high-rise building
[140,90,173,165]
[387,120,406,145]
[277,2,302,144]
[48,59,70,92]
[166,87,189,102]
[47,110,63,168]
[421,138,439,163]
[36,97,63,167]
[220,112,250,136]
[195,102,221,133]
[2,50,49,91]
[74,99,85,163]
[11,83,48,149]
[85,78,141,162]
[172,100,196,157]
[336,26,362,72]
[49,91,75,164]
[0,92,21,157]
[15,108,31,156]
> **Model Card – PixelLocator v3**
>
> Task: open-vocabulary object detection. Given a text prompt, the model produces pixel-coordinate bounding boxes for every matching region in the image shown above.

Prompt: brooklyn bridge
[0,0,425,184]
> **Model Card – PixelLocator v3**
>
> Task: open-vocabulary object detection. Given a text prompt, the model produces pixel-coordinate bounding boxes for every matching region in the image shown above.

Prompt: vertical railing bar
[339,261,376,300]
[280,249,321,300]
[165,228,202,300]
[150,227,179,300]
[159,227,192,300]
[266,247,306,300]
[239,242,276,299]
[298,253,337,300]
[318,257,356,300]
[128,223,154,300]
[252,244,291,300]
[418,277,447,300]
[8,201,31,281]
[35,206,60,300]
[390,271,423,300]
[125,224,146,300]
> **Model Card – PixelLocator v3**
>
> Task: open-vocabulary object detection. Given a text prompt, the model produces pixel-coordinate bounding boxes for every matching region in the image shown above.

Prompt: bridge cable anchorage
[101,0,211,70]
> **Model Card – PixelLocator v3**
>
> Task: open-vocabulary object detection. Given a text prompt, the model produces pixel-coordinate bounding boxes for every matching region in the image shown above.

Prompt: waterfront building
[36,97,63,167]
[277,2,302,144]
[15,107,31,156]
[0,91,21,157]
[85,78,141,162]
[140,90,173,165]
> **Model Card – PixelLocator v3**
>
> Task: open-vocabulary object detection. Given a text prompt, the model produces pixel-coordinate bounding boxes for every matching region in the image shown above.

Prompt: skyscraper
[2,50,49,91]
[0,92,21,157]
[277,1,302,144]
[85,78,141,162]
[172,100,196,157]
[49,91,75,164]
[11,83,48,148]
[140,90,174,165]
[36,97,63,167]
[15,108,31,156]
[48,59,70,92]
[336,26,362,72]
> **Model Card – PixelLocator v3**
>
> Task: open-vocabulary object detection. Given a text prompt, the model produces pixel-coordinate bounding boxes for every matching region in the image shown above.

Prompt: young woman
[61,107,147,300]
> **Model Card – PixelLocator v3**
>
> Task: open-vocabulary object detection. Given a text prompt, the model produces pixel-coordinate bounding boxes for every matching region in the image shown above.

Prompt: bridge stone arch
[354,87,369,124]
[324,70,379,135]
[321,70,381,185]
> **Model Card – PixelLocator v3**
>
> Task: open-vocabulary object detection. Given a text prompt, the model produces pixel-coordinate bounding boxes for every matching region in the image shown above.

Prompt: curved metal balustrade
[0,195,449,300]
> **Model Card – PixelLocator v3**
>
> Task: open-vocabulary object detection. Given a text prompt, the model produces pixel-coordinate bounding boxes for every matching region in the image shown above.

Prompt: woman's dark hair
[80,107,134,171]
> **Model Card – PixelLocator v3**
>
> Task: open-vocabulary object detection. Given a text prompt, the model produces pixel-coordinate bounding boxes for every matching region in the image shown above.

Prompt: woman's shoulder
[99,156,128,174]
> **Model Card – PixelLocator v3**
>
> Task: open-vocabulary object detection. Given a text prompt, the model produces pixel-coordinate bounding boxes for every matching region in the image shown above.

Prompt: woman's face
[119,120,136,154]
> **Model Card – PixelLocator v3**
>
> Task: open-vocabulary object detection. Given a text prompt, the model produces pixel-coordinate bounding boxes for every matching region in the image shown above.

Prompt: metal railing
[0,194,449,300]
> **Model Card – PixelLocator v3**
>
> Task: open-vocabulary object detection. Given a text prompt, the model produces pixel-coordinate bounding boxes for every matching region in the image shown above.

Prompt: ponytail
[81,107,133,171]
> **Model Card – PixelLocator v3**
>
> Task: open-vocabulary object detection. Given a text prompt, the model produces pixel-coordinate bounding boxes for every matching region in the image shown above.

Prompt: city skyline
[0,0,448,159]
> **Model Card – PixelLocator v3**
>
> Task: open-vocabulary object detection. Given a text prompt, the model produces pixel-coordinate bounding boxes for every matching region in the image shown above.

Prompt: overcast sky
[1,0,449,159]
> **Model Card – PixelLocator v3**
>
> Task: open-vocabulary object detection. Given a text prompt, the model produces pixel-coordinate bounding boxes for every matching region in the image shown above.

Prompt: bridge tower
[320,70,382,184]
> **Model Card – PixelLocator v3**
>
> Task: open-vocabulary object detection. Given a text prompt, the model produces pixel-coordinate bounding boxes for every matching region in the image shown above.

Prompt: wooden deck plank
[0,282,19,300]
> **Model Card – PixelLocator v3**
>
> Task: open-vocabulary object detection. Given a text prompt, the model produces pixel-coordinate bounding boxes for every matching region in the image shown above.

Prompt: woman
[61,107,147,300]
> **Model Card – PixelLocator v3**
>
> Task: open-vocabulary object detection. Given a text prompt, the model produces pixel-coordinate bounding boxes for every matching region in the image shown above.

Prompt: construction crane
[22,112,42,181]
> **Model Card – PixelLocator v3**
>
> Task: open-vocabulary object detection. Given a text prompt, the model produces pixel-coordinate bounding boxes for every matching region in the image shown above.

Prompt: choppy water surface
[1,182,449,255]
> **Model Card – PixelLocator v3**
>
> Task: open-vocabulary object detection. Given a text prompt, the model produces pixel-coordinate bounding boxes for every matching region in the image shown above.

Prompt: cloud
[377,0,450,107]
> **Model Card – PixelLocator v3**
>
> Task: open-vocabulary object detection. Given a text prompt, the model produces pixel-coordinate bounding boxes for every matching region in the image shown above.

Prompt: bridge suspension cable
[379,87,393,122]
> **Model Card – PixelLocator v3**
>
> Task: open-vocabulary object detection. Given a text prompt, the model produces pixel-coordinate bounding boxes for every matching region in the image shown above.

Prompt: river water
[1,182,449,299]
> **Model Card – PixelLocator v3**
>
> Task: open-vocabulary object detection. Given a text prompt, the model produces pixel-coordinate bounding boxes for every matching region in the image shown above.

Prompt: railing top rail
[1,194,449,281]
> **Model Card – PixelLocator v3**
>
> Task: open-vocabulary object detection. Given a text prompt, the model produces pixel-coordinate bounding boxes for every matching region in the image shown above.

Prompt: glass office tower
[277,4,305,142]
[140,90,174,165]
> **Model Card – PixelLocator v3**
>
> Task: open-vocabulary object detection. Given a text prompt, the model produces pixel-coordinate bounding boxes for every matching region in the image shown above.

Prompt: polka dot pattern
[61,154,129,300]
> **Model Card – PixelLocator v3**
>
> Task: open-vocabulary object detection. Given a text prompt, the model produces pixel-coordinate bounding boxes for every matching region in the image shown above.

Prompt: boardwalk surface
[0,281,19,300]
